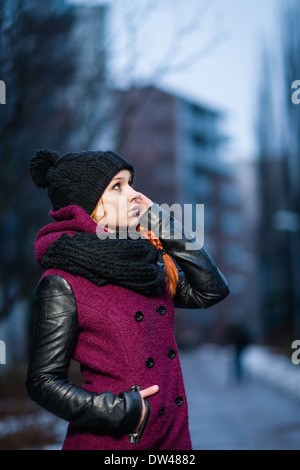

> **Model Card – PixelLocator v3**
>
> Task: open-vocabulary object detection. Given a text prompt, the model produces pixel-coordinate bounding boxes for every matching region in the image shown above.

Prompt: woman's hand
[134,385,159,433]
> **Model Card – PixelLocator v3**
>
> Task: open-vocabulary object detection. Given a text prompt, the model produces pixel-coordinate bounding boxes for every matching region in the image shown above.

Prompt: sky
[70,0,280,162]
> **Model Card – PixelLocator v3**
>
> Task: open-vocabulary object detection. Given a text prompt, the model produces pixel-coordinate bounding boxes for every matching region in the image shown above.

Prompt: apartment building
[116,86,253,346]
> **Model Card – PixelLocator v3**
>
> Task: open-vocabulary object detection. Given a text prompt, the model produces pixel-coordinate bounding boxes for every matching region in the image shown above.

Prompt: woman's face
[92,169,142,232]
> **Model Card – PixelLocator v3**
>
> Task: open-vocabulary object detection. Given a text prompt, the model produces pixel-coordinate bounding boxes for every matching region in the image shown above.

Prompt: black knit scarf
[41,230,166,297]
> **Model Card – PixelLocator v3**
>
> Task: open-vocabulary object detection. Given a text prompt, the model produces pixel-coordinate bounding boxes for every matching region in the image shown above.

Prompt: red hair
[137,224,179,298]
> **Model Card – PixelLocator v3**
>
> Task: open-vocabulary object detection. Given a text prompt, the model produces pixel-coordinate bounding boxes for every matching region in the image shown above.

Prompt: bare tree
[255,0,300,344]
[279,0,300,339]
[74,0,229,151]
[0,1,77,321]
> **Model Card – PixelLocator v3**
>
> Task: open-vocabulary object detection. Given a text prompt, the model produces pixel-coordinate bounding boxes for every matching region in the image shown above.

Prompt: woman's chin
[126,217,141,231]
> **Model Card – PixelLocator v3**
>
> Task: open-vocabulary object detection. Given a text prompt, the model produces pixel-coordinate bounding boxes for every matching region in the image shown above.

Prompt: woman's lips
[129,205,140,217]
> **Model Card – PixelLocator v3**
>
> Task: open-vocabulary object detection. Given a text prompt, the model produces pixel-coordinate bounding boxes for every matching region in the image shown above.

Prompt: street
[180,345,300,450]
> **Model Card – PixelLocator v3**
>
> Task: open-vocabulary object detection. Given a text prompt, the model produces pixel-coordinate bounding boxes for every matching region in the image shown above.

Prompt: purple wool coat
[34,205,192,450]
[30,204,229,450]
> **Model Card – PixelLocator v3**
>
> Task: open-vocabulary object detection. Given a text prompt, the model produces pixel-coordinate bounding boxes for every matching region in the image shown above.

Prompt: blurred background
[1,0,300,450]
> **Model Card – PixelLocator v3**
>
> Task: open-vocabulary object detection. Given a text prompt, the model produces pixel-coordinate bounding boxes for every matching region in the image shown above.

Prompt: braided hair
[137,225,179,297]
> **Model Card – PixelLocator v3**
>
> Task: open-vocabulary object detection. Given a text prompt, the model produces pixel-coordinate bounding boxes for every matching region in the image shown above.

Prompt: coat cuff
[139,203,166,239]
[139,202,198,246]
[118,390,143,433]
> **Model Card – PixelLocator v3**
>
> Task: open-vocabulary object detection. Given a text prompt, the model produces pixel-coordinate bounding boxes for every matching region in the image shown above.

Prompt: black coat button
[157,305,166,315]
[175,396,184,406]
[167,349,176,359]
[159,406,165,416]
[146,357,154,368]
[135,311,144,322]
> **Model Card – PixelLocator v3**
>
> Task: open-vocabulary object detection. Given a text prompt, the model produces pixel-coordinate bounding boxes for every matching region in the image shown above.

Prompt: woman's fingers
[139,385,159,399]
[137,194,154,211]
[134,386,159,433]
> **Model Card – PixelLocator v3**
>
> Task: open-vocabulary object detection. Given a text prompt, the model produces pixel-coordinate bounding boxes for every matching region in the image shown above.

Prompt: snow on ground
[244,345,300,401]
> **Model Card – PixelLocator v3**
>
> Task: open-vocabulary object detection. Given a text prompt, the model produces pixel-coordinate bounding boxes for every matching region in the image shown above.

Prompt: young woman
[27,149,229,450]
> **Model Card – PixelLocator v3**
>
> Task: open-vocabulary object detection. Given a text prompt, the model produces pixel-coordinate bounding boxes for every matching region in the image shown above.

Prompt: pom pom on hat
[29,149,60,188]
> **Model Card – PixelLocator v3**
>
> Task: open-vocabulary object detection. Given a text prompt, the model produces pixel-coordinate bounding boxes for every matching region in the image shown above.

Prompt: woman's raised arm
[139,202,229,309]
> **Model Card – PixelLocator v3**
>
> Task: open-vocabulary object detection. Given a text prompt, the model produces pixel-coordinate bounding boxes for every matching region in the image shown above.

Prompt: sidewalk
[180,344,300,450]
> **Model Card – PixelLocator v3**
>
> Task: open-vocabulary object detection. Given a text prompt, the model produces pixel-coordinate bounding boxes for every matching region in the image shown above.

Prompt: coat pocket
[128,385,151,445]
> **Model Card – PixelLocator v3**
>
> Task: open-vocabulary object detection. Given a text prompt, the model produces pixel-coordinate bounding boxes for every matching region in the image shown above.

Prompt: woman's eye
[113,180,133,190]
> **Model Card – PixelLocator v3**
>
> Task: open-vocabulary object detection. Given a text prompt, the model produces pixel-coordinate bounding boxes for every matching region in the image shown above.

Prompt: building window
[221,212,243,236]
[155,160,174,186]
[195,173,214,199]
[220,182,240,207]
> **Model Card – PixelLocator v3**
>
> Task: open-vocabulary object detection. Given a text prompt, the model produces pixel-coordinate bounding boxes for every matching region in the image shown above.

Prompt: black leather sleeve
[26,275,142,432]
[139,203,230,309]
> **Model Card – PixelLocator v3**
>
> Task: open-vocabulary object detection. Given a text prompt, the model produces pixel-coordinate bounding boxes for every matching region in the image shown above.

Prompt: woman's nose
[130,188,142,202]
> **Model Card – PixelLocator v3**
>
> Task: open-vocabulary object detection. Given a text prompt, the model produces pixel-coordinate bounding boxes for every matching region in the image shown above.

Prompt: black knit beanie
[29,149,135,214]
